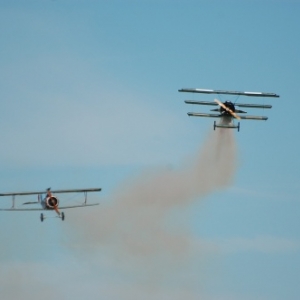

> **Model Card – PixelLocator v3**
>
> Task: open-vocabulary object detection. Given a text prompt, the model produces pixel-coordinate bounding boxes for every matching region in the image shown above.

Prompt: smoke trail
[0,128,235,300]
[68,129,237,260]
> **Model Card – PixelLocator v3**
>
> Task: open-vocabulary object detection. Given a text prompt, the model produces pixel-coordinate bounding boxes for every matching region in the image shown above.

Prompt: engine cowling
[221,101,236,114]
[46,196,59,209]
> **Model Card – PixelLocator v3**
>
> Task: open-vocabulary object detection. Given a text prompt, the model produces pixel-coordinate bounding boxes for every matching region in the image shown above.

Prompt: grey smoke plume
[68,129,237,259]
[0,129,237,300]
[62,129,238,299]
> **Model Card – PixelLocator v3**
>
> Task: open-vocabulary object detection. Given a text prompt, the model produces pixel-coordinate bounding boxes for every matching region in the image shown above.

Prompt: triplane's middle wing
[185,100,271,121]
[184,100,273,109]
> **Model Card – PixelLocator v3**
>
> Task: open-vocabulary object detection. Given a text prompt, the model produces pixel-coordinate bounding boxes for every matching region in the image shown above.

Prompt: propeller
[214,99,241,120]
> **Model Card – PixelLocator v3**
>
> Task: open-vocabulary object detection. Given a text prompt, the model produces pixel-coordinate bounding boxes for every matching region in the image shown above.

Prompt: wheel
[61,212,65,221]
[213,121,216,131]
[237,122,240,132]
[40,213,44,222]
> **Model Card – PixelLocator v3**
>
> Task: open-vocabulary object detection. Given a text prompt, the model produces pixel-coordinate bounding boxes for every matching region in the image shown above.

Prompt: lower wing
[0,203,99,211]
[239,115,268,120]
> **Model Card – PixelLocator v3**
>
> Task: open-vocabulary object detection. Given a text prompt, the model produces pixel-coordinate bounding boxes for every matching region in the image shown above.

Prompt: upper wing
[179,88,279,98]
[187,112,221,118]
[0,188,101,197]
[46,188,101,194]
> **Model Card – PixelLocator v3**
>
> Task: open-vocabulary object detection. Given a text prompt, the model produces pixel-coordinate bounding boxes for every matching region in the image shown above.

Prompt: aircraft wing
[235,103,272,109]
[0,188,101,197]
[56,203,99,209]
[45,188,101,194]
[239,115,268,120]
[179,88,279,98]
[0,203,99,211]
[187,112,221,118]
[185,100,218,106]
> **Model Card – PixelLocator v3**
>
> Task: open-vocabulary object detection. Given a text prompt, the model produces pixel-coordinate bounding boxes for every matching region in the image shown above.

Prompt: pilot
[46,188,52,198]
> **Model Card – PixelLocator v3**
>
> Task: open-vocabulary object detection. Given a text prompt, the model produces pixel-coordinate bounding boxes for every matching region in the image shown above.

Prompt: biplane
[0,187,101,222]
[179,88,280,131]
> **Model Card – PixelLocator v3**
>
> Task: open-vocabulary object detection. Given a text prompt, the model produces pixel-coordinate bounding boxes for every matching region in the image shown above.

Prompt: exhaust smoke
[0,129,238,300]
[68,129,237,262]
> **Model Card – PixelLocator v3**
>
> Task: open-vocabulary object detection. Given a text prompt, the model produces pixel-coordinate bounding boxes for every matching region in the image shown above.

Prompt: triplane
[179,88,280,131]
[0,188,101,222]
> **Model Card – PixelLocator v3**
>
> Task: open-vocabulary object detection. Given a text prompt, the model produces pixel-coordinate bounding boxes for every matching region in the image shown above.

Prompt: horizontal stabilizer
[210,108,247,114]
[235,109,247,114]
[187,112,221,118]
[179,88,279,98]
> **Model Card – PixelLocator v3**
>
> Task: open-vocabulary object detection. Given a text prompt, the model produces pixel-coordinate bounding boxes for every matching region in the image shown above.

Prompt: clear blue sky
[0,1,299,299]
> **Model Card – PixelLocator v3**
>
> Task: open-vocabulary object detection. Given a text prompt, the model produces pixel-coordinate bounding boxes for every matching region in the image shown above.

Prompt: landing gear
[39,211,65,222]
[213,121,240,131]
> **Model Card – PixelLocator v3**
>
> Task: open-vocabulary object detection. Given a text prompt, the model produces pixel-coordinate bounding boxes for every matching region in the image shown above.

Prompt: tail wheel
[61,212,65,221]
[40,213,44,222]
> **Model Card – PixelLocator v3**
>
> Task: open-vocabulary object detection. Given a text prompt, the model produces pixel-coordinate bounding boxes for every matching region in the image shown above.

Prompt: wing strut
[84,191,87,205]
[12,195,15,209]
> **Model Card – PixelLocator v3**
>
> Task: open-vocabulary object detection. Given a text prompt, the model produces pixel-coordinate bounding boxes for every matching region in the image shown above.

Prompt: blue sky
[0,1,299,299]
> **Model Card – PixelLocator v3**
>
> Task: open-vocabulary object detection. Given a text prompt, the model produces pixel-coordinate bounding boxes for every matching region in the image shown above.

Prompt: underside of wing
[179,88,279,98]
[187,112,221,118]
[0,203,99,211]
[239,115,268,120]
[58,203,99,209]
[49,188,101,194]
[0,208,45,211]
[185,100,218,106]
